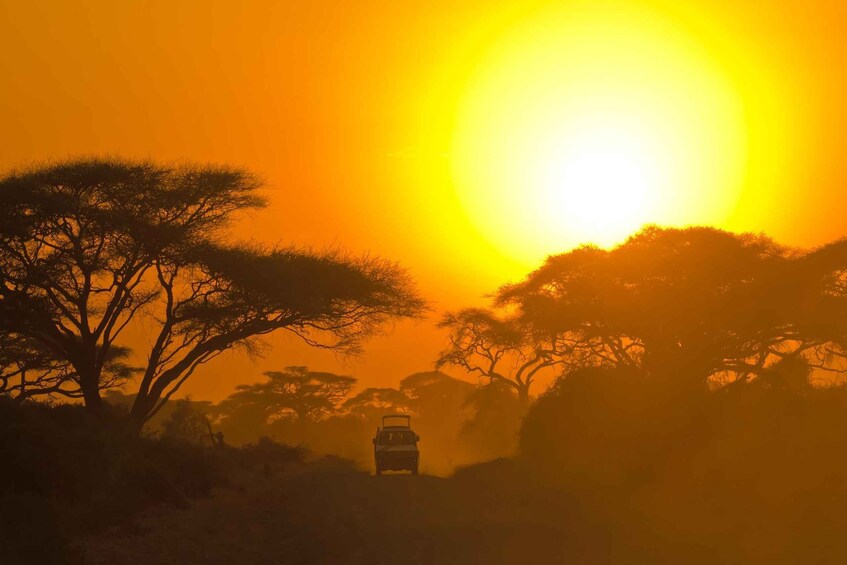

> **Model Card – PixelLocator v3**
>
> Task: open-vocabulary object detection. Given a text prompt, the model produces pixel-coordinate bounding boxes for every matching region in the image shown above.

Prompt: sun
[449,1,748,262]
[531,117,664,246]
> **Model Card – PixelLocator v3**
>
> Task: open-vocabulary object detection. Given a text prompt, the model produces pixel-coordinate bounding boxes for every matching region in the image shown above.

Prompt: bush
[518,366,847,561]
[519,366,707,490]
[0,398,231,558]
[239,436,308,469]
[0,490,76,564]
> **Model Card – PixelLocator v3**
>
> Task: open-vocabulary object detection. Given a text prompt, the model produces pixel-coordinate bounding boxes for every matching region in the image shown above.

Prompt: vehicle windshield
[378,431,416,445]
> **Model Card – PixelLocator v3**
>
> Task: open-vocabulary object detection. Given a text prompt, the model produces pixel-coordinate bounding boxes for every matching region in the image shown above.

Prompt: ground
[80,459,601,564]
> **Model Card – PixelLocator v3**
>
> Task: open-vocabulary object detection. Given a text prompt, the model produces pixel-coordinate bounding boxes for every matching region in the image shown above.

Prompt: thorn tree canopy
[496,226,847,388]
[0,158,426,429]
[216,366,357,425]
[436,308,560,404]
[342,387,411,421]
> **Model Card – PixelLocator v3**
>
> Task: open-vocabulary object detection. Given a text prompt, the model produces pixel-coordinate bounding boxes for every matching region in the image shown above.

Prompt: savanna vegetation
[104,366,521,474]
[0,158,424,430]
[5,159,847,563]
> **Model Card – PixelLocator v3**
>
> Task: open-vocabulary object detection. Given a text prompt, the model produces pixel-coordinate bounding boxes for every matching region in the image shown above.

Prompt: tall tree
[0,158,425,428]
[498,226,847,387]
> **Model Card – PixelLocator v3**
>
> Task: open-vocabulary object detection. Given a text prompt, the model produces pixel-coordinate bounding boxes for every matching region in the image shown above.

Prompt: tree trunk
[77,340,104,414]
[79,370,103,414]
[129,392,156,435]
[517,385,530,406]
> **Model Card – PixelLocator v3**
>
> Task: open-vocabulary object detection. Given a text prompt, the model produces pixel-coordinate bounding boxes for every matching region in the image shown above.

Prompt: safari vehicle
[372,414,420,476]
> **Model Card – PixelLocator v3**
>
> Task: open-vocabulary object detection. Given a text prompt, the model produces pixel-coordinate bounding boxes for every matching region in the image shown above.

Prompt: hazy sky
[2,0,847,399]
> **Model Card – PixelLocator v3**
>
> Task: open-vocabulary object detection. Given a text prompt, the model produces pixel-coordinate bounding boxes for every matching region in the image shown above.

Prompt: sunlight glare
[450,1,748,262]
[533,120,662,246]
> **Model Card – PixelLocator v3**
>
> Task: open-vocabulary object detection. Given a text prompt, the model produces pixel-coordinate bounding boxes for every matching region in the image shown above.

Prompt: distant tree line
[106,367,523,471]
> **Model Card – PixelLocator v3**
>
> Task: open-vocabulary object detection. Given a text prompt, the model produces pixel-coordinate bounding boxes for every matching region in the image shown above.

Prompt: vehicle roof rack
[381,414,411,428]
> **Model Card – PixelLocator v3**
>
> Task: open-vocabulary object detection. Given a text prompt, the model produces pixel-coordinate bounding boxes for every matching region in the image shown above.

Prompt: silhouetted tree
[1,333,70,399]
[159,396,213,445]
[0,158,425,430]
[217,367,357,427]
[497,226,847,388]
[0,334,137,401]
[748,354,814,393]
[400,371,474,414]
[400,371,473,443]
[342,387,409,421]
[436,308,561,404]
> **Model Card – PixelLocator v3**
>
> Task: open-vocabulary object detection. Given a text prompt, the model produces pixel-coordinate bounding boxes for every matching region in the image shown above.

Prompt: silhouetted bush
[519,365,847,562]
[239,436,309,469]
[0,490,75,564]
[159,396,214,445]
[520,366,707,490]
[0,398,239,562]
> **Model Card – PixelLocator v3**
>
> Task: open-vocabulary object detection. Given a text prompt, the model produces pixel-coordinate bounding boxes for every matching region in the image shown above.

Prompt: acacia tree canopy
[342,387,410,420]
[0,158,425,428]
[436,308,558,403]
[216,367,358,425]
[496,226,847,387]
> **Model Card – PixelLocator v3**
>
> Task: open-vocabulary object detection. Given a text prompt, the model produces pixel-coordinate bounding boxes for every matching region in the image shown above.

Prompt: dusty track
[81,461,595,564]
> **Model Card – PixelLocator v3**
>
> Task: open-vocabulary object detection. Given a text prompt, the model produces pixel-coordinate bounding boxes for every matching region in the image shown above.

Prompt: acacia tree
[0,332,72,399]
[129,245,422,428]
[342,387,410,421]
[436,308,562,404]
[216,367,357,426]
[0,158,425,429]
[0,334,137,401]
[496,226,847,387]
[159,396,215,445]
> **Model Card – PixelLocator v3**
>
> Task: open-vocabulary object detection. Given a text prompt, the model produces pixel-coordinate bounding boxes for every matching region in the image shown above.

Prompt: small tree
[399,371,474,438]
[436,308,560,404]
[342,387,410,421]
[217,367,357,426]
[159,396,213,445]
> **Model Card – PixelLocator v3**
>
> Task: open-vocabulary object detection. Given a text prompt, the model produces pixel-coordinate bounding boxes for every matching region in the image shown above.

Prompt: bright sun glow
[532,119,663,247]
[450,1,748,261]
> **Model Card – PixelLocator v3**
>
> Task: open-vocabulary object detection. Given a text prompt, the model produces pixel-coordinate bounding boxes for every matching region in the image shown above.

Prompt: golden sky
[2,0,847,399]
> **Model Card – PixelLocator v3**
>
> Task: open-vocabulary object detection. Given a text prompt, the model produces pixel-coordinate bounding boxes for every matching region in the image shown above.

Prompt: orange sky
[2,0,847,400]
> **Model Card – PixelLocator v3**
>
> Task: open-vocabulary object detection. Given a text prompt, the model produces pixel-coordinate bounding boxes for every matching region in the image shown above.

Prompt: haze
[3,0,847,399]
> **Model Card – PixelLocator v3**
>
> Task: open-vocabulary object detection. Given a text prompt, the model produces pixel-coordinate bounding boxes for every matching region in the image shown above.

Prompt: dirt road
[82,460,600,564]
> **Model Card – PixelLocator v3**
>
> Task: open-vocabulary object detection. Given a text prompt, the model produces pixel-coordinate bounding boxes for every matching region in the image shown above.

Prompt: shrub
[0,398,230,549]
